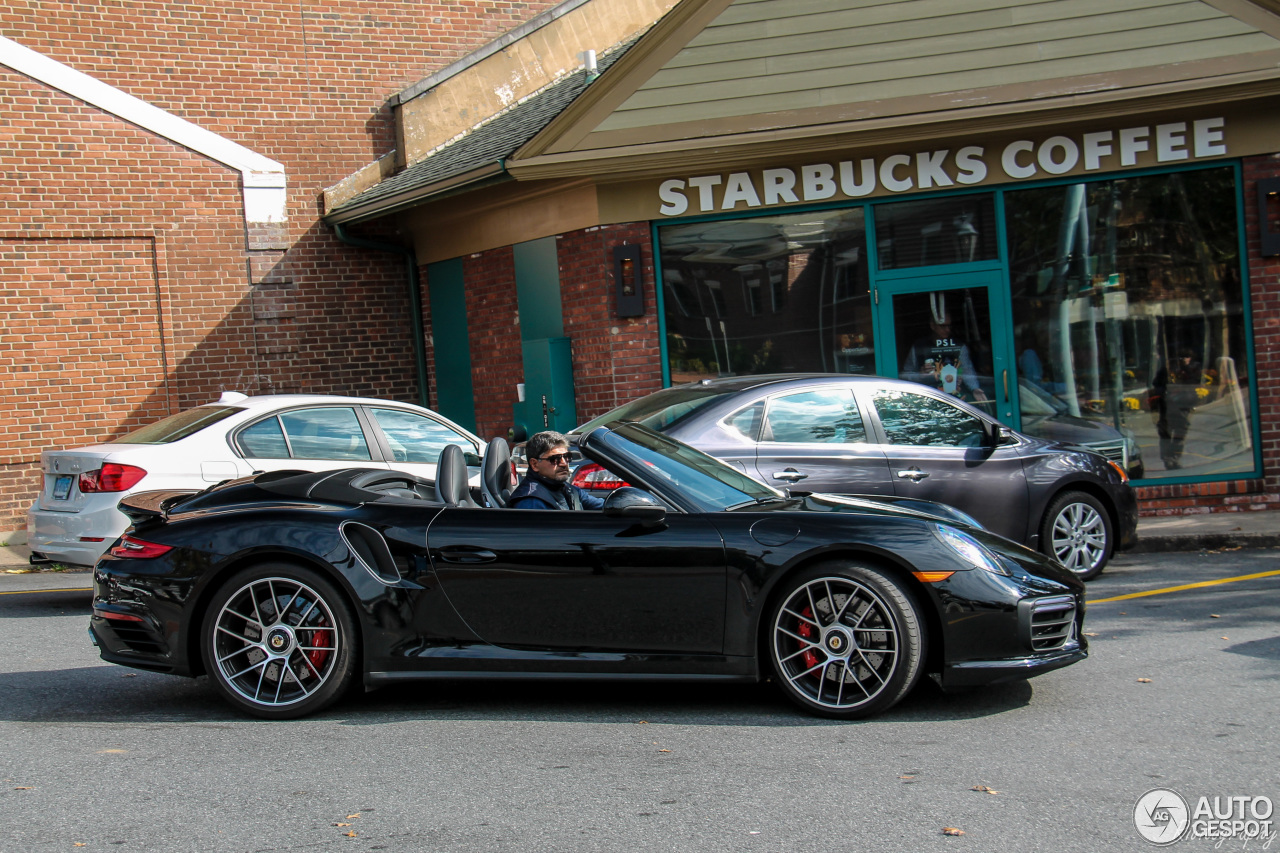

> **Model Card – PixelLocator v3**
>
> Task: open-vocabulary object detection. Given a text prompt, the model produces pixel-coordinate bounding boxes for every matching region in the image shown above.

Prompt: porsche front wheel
[202,563,357,719]
[768,563,925,719]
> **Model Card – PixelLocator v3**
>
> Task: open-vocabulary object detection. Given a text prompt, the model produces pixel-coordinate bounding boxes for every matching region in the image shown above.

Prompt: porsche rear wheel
[202,563,357,720]
[768,563,924,719]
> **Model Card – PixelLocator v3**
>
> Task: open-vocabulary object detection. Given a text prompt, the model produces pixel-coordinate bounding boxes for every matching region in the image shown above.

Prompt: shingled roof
[327,40,635,223]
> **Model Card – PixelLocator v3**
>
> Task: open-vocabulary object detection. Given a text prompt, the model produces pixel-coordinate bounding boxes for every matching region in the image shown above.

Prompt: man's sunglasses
[536,452,571,465]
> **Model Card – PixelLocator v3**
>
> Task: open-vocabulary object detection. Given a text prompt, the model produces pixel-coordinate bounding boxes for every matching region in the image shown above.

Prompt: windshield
[575,384,735,434]
[112,406,241,445]
[588,422,781,511]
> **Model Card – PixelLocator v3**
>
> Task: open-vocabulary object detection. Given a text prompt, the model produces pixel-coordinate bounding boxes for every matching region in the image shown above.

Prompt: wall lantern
[1259,178,1280,256]
[612,243,644,317]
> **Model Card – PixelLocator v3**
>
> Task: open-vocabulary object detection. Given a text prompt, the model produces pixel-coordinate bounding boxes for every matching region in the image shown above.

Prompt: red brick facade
[0,1,562,534]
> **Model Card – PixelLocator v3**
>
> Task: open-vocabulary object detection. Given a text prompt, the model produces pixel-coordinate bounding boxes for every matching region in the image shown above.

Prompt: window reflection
[1006,167,1251,480]
[874,195,998,270]
[761,389,866,444]
[659,210,873,381]
[872,390,986,448]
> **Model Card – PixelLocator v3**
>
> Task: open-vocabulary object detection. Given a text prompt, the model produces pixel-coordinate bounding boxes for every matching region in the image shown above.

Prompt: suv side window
[278,408,372,460]
[369,408,473,464]
[872,389,986,447]
[761,389,866,444]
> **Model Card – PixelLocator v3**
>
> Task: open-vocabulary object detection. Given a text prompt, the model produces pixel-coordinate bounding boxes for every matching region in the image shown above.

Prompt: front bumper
[940,646,1087,689]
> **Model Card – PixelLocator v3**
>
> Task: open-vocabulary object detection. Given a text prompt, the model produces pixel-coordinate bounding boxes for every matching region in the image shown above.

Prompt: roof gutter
[330,224,429,409]
[324,161,509,226]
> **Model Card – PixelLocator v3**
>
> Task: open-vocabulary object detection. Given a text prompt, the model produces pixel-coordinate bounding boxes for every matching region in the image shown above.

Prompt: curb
[1129,531,1280,554]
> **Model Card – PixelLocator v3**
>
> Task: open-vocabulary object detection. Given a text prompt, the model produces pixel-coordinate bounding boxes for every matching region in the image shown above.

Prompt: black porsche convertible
[91,421,1087,720]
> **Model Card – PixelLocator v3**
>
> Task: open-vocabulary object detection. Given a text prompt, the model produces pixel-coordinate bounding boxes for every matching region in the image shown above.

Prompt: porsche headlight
[933,524,1008,575]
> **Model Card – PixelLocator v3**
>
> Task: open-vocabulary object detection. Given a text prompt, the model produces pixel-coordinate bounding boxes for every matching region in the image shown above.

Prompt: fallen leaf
[333,823,351,827]
[346,814,361,819]
[1083,632,1098,637]
[74,845,86,848]
[1137,678,1152,683]
[657,749,671,753]
[344,831,357,837]
[1221,636,1229,640]
[972,785,999,794]
[1119,611,1127,615]
[899,775,915,780]
[14,787,33,790]
[1210,614,1221,618]
[121,673,138,678]
[637,720,648,724]
[942,827,965,836]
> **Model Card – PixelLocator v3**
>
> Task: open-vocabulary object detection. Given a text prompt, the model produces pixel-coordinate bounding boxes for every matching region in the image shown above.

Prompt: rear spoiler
[117,490,201,527]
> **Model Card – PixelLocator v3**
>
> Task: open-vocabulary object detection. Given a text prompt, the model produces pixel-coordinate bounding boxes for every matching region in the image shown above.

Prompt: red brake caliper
[306,616,332,673]
[798,606,819,671]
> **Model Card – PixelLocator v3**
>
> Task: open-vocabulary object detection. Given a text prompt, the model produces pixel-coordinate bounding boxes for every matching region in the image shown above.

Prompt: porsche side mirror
[603,487,667,527]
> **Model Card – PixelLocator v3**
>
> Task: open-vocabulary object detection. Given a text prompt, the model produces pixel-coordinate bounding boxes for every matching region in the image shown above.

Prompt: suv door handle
[771,468,809,482]
[896,467,930,482]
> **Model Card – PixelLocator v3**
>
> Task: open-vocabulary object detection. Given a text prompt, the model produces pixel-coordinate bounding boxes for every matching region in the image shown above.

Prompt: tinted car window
[278,408,371,461]
[238,416,289,458]
[762,389,866,444]
[872,390,986,447]
[369,408,471,463]
[723,401,764,440]
[112,406,241,445]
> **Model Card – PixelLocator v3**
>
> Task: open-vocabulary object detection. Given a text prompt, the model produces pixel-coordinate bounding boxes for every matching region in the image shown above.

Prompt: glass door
[875,270,1016,424]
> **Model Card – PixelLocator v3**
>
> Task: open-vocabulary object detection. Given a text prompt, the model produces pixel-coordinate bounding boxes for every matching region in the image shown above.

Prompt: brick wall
[0,0,563,535]
[464,247,521,442]
[557,223,663,423]
[441,223,664,444]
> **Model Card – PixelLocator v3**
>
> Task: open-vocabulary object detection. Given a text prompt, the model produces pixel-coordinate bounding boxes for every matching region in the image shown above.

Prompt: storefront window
[874,195,998,270]
[1005,167,1252,480]
[659,210,872,382]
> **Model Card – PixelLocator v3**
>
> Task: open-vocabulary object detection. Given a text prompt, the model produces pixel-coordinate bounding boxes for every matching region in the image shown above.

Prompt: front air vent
[1018,595,1077,652]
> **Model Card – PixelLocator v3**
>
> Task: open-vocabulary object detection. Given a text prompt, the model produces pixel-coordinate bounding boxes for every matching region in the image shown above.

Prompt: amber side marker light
[912,571,956,583]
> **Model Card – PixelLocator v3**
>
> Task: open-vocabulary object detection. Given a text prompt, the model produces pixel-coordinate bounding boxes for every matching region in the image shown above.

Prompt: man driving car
[509,430,605,510]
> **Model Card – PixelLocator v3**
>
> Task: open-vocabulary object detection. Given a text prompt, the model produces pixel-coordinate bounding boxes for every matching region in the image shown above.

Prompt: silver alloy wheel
[210,576,340,708]
[1049,501,1108,574]
[771,576,901,711]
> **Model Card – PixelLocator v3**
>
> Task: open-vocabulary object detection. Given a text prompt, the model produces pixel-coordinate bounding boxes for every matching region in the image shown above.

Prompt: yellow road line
[1087,569,1280,604]
[0,587,91,595]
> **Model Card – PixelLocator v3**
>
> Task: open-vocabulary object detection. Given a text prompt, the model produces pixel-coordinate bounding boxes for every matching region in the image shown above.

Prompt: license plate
[53,475,73,500]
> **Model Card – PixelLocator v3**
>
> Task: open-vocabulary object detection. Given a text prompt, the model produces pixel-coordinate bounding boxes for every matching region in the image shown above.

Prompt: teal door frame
[871,267,1019,425]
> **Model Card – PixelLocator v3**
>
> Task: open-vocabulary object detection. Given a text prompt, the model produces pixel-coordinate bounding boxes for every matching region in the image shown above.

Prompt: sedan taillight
[571,463,629,491]
[79,463,147,493]
[108,535,173,559]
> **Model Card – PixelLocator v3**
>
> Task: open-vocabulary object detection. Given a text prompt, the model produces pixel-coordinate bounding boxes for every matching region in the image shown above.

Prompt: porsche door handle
[771,469,809,482]
[435,547,497,563]
[896,467,930,482]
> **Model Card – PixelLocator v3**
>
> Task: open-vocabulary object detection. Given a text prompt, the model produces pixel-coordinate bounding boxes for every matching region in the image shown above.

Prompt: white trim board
[0,35,286,224]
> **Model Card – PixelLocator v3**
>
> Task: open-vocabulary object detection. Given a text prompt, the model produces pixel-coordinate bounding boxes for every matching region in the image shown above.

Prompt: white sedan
[27,393,482,566]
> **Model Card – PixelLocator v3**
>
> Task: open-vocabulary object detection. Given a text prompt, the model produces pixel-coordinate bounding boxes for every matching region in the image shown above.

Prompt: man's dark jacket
[509,471,605,510]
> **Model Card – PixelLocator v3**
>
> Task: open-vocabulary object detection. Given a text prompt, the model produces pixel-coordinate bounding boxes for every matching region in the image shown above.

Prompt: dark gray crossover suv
[572,374,1137,579]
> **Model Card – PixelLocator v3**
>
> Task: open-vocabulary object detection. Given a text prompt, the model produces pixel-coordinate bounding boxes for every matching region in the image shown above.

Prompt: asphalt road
[0,548,1276,853]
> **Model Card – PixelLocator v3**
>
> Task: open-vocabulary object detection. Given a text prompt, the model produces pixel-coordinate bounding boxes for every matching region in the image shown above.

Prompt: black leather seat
[480,437,515,508]
[433,444,478,507]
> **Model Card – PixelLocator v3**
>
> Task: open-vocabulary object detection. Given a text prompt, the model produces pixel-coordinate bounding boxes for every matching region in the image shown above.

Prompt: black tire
[201,563,358,720]
[1039,491,1113,581]
[767,562,925,720]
